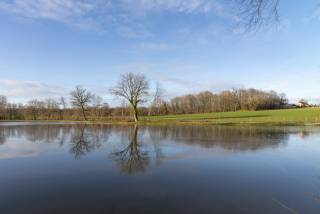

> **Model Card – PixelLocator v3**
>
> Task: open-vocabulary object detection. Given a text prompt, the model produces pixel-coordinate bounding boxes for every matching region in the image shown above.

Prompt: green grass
[4,108,319,126]
[141,108,320,125]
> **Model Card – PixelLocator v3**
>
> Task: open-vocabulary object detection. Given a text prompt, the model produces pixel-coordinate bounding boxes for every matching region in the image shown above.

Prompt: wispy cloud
[119,0,218,14]
[0,80,67,101]
[121,62,242,95]
[154,74,242,94]
[116,22,153,38]
[0,0,94,19]
[0,0,98,29]
[0,0,234,36]
[311,4,320,20]
[138,42,172,51]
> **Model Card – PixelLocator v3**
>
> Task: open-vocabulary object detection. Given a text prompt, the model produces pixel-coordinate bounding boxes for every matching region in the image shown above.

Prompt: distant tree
[70,86,93,121]
[44,98,59,119]
[197,91,214,113]
[91,95,108,119]
[279,93,288,105]
[27,99,45,120]
[120,100,127,118]
[110,73,149,123]
[92,95,103,108]
[59,96,67,120]
[149,82,165,115]
[6,103,21,120]
[0,95,7,107]
[59,97,67,109]
[0,95,7,120]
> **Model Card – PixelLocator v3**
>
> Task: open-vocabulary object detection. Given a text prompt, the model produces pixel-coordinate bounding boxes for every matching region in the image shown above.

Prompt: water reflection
[1,123,320,213]
[69,125,101,159]
[0,127,5,145]
[147,126,291,151]
[112,125,149,174]
[0,124,319,157]
[0,124,319,175]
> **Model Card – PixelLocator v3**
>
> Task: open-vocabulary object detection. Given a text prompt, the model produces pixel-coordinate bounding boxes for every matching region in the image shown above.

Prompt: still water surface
[0,122,320,213]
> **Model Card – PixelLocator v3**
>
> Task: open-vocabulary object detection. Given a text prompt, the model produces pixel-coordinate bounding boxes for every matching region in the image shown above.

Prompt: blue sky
[0,0,320,105]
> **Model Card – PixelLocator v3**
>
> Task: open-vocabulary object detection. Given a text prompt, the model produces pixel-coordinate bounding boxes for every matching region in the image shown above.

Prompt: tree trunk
[132,105,138,123]
[131,124,138,146]
[81,105,87,121]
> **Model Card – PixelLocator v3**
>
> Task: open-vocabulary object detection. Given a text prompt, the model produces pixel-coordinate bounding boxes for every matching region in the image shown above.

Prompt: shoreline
[1,120,320,126]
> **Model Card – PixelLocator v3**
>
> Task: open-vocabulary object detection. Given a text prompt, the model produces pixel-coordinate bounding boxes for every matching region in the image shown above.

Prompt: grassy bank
[1,108,320,126]
[141,108,320,125]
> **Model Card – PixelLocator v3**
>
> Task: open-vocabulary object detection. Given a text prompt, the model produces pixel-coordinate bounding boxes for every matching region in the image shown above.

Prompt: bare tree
[235,0,280,29]
[59,96,67,120]
[150,82,165,115]
[110,73,149,123]
[0,95,7,120]
[59,96,67,109]
[0,95,7,107]
[91,95,105,119]
[27,99,45,120]
[70,86,93,121]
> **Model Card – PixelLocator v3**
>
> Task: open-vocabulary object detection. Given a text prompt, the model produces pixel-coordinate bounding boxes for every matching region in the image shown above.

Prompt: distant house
[296,99,310,108]
[281,104,296,109]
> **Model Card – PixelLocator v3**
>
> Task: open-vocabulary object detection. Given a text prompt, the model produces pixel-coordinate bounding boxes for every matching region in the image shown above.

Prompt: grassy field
[3,108,319,126]
[142,108,320,125]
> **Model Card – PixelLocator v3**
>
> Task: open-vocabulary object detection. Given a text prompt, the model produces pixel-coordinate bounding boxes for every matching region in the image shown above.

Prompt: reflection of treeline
[1,124,112,159]
[1,124,319,146]
[146,126,295,151]
[0,124,318,150]
[0,88,288,121]
[1,125,129,147]
[0,124,319,174]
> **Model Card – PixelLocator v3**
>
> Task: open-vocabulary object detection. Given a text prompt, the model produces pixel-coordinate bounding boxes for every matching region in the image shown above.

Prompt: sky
[0,0,320,105]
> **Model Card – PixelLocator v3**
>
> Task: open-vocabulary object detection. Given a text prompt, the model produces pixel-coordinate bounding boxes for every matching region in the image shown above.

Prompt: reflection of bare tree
[112,125,149,174]
[0,127,5,145]
[153,141,164,166]
[69,125,101,159]
[148,127,165,165]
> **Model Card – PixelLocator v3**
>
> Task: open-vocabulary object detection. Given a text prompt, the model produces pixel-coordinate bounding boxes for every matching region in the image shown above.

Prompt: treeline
[0,87,288,121]
[165,88,288,115]
[0,95,110,121]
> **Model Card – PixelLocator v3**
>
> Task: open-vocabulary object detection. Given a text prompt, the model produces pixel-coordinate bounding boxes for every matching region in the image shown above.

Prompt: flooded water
[0,122,320,213]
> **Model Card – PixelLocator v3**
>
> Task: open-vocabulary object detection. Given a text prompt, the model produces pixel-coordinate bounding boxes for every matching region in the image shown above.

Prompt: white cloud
[119,62,241,96]
[0,0,232,35]
[138,42,171,51]
[116,24,153,38]
[0,80,67,101]
[307,4,320,20]
[153,74,242,95]
[0,0,106,30]
[0,0,94,20]
[119,0,217,14]
[0,138,61,159]
[0,0,221,22]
